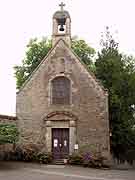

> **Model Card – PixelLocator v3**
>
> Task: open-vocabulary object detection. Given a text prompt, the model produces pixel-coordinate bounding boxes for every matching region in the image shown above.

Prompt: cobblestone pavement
[0,162,135,180]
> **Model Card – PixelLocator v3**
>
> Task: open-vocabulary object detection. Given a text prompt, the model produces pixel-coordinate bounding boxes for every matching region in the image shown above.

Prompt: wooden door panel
[52,129,61,159]
[61,128,69,158]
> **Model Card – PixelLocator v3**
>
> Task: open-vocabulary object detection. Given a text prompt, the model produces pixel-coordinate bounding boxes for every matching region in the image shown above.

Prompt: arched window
[51,77,70,104]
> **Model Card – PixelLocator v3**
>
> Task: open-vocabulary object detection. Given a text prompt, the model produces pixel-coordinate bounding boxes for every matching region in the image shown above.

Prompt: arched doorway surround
[43,111,77,158]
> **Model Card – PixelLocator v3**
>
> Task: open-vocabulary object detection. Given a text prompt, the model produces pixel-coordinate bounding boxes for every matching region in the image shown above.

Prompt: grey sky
[0,0,135,115]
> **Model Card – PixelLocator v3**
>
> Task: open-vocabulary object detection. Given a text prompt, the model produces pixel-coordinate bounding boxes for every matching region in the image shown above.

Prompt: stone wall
[17,40,110,160]
[0,114,17,124]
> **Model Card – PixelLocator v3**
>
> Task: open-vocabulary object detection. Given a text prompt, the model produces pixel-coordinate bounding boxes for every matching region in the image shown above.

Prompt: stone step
[53,159,65,165]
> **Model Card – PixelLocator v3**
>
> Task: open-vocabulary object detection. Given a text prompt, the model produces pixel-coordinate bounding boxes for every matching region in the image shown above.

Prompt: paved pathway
[0,162,135,180]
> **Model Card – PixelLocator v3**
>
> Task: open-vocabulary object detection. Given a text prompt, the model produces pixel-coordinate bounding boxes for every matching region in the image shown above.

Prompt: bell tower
[52,2,71,47]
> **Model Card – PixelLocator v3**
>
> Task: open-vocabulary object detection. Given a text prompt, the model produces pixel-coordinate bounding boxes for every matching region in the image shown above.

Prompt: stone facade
[16,40,110,159]
[16,5,110,160]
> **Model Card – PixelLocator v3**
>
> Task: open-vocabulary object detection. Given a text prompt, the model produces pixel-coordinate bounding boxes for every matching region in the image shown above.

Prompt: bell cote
[52,2,71,47]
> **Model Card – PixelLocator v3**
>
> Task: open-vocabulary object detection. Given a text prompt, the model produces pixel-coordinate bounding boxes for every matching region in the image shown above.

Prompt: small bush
[22,150,35,161]
[21,144,39,162]
[35,152,52,164]
[68,153,83,165]
[0,143,52,164]
[83,152,93,167]
[68,152,108,168]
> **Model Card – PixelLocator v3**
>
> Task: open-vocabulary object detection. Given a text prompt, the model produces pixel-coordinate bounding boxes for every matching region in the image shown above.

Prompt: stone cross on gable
[59,2,65,11]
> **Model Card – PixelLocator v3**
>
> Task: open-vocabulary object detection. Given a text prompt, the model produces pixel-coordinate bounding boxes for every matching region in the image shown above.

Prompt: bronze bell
[59,24,64,31]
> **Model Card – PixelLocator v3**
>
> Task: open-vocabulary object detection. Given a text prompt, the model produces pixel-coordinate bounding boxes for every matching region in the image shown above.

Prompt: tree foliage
[14,37,52,89]
[14,37,95,89]
[95,27,135,158]
[0,124,19,144]
[71,37,95,67]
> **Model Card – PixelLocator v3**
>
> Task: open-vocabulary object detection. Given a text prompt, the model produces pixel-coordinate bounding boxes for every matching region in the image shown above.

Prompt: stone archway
[44,111,77,156]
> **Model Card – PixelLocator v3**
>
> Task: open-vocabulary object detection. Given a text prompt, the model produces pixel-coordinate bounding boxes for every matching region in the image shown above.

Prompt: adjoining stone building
[16,3,110,160]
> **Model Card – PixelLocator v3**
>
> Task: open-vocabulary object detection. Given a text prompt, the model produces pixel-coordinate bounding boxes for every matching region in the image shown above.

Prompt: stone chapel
[16,3,110,160]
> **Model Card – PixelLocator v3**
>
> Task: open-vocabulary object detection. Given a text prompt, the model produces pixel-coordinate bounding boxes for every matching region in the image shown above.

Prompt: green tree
[14,37,95,89]
[71,37,95,69]
[0,124,19,144]
[95,27,135,158]
[14,37,52,89]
